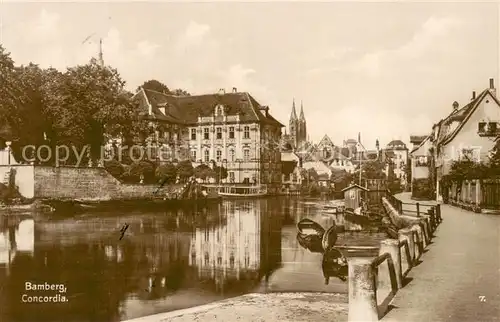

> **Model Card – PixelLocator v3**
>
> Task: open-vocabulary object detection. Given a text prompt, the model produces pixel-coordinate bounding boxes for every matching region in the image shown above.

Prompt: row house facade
[133,87,284,188]
[384,140,409,187]
[410,78,500,201]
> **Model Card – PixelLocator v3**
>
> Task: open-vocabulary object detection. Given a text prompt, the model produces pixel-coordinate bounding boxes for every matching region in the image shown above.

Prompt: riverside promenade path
[382,193,500,322]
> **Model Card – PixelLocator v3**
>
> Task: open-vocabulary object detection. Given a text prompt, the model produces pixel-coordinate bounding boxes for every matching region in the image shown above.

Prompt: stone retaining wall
[2,165,176,201]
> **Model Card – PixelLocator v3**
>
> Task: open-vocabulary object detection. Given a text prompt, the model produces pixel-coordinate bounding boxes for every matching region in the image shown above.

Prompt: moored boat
[322,247,348,284]
[296,218,325,253]
[321,223,338,250]
[215,184,267,198]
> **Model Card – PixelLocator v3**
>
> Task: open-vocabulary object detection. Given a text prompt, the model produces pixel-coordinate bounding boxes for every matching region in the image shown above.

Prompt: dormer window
[215,104,224,116]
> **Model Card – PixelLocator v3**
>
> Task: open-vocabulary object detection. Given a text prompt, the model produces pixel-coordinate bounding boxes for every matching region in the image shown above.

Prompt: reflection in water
[189,200,282,294]
[0,197,386,322]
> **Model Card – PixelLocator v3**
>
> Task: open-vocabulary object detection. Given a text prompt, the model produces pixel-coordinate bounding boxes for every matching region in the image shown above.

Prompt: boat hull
[296,219,339,254]
[296,218,325,253]
[218,193,267,198]
[322,248,348,284]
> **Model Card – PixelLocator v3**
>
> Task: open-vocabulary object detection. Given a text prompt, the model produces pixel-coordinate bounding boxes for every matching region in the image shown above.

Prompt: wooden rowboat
[322,247,348,285]
[296,219,339,254]
[321,223,338,251]
[296,218,325,253]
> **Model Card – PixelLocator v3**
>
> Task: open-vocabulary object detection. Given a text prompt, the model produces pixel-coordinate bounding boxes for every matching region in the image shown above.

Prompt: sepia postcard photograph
[0,0,499,321]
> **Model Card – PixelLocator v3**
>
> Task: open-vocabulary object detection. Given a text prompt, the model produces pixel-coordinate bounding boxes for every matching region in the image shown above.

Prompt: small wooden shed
[342,184,369,210]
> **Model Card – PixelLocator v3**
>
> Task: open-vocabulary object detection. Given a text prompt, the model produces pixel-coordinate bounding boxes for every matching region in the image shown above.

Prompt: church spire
[290,98,297,120]
[98,38,104,67]
[299,100,305,121]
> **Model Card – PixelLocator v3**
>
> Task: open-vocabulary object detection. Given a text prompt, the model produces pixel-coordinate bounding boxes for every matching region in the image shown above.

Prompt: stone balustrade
[347,195,442,321]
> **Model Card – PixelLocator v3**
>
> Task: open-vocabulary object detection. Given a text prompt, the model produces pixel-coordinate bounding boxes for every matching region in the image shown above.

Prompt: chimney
[452,101,459,111]
[489,78,496,97]
[472,91,476,100]
[218,88,225,95]
[232,87,237,93]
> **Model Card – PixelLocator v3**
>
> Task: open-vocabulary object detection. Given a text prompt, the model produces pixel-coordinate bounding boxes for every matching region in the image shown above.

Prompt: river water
[0,197,387,322]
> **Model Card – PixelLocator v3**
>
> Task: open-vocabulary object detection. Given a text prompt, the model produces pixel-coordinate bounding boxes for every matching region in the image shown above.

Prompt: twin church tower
[288,99,308,149]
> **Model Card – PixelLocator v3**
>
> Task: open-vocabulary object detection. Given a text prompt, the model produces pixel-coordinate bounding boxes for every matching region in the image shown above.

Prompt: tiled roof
[439,89,499,146]
[410,135,431,154]
[409,135,428,144]
[386,140,407,150]
[318,134,335,147]
[341,184,369,192]
[281,152,299,162]
[134,88,284,127]
[302,161,331,175]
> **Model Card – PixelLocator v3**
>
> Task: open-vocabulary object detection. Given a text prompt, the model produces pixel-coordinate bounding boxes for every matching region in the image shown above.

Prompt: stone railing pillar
[399,228,415,264]
[347,258,378,322]
[379,239,402,289]
[410,224,424,259]
[427,208,436,231]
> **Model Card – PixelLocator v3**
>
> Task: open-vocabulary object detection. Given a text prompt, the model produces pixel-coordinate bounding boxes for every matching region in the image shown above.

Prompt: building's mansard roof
[133,88,284,127]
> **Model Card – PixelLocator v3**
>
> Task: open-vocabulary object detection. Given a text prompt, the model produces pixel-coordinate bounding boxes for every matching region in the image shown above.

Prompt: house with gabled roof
[316,134,335,159]
[409,135,433,198]
[132,87,284,189]
[432,78,500,201]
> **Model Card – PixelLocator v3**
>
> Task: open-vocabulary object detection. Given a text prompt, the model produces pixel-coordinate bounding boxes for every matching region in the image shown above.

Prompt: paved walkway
[382,194,500,322]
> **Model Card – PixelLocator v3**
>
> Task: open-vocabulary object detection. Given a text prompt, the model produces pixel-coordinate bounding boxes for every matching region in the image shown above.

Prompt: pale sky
[1,1,499,149]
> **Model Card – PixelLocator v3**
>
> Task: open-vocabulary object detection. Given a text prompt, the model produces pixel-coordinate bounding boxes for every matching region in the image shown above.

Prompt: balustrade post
[420,216,432,240]
[416,202,420,217]
[347,258,378,322]
[410,224,424,259]
[419,219,429,246]
[399,228,415,264]
[379,239,402,289]
[428,208,436,231]
[436,204,442,223]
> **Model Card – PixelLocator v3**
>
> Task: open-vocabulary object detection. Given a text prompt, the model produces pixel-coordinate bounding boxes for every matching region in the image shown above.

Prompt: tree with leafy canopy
[194,164,215,182]
[0,47,56,162]
[213,165,228,183]
[307,168,319,181]
[42,58,151,164]
[354,160,387,180]
[176,160,194,182]
[138,79,170,93]
[171,88,191,96]
[330,169,352,191]
[488,138,500,175]
[155,162,177,184]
